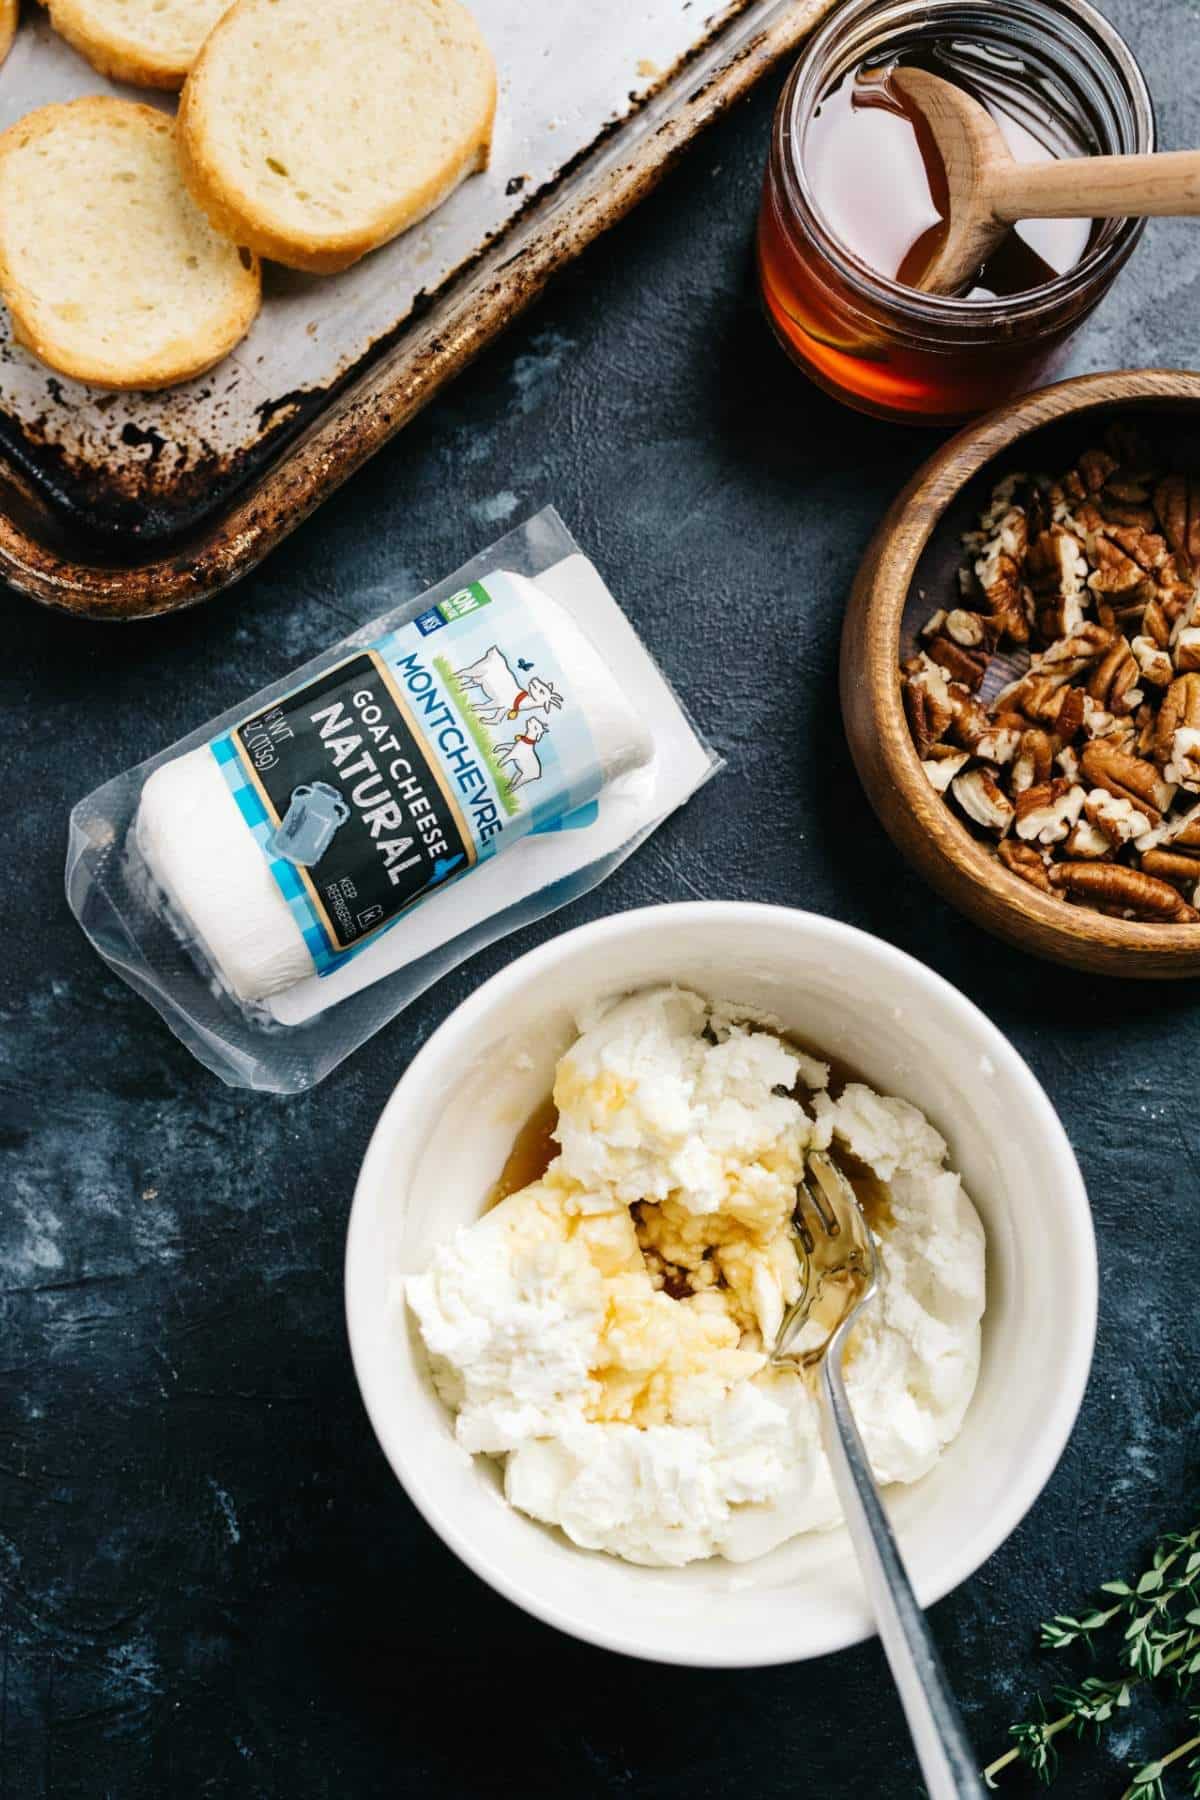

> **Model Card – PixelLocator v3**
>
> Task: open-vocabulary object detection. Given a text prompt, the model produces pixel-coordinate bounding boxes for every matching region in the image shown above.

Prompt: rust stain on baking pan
[0,0,835,615]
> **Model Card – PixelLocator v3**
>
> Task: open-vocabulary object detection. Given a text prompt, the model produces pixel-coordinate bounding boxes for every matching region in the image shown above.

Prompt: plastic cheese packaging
[136,571,653,1006]
[67,510,718,1092]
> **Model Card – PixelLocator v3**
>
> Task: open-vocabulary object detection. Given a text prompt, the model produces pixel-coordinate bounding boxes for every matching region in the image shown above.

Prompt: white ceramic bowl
[345,902,1096,1668]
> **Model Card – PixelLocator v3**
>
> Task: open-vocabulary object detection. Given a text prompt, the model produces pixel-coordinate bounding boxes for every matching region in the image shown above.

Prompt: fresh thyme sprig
[983,1524,1200,1792]
[1119,1706,1200,1800]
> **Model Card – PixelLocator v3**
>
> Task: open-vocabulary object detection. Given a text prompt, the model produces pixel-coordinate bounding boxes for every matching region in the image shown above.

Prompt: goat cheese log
[136,573,654,1006]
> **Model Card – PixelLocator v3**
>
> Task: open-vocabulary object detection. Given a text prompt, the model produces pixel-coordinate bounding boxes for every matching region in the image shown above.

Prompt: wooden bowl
[841,368,1200,979]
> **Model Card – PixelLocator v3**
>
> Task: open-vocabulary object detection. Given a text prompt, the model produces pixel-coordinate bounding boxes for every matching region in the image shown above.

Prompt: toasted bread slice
[45,0,232,90]
[0,0,16,68]
[178,0,496,274]
[0,97,260,390]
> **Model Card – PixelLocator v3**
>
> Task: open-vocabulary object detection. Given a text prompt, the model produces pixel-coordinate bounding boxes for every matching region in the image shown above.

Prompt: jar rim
[777,0,1155,331]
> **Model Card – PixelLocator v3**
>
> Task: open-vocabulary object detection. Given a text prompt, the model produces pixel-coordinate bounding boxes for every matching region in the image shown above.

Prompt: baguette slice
[178,0,496,274]
[0,98,260,390]
[0,0,16,68]
[45,0,232,90]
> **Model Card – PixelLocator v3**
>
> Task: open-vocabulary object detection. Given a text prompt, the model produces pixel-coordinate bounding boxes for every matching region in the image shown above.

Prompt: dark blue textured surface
[3,5,1200,1793]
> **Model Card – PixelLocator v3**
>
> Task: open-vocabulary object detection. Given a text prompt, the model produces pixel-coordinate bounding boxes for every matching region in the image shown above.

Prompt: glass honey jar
[757,0,1153,424]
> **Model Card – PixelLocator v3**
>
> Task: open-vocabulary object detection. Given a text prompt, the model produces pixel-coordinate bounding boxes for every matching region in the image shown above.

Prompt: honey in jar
[757,0,1153,424]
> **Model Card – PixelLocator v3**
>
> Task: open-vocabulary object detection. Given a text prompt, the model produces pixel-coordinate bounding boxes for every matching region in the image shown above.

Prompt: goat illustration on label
[453,644,567,793]
[269,781,351,867]
[454,646,564,726]
[493,718,549,792]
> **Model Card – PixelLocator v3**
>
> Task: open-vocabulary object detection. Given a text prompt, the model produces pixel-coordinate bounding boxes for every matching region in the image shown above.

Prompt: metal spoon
[890,65,1200,296]
[774,1152,986,1799]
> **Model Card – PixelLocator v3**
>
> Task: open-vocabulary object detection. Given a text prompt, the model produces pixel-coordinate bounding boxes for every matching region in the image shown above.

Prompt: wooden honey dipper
[891,66,1200,295]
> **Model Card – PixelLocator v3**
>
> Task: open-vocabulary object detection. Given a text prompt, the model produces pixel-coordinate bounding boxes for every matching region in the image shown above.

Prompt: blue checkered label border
[210,736,333,969]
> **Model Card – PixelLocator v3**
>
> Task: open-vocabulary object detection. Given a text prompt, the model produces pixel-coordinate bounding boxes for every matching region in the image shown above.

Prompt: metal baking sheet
[0,0,833,617]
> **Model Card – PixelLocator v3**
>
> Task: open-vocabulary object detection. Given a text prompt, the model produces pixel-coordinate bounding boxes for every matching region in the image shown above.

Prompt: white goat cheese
[406,988,986,1567]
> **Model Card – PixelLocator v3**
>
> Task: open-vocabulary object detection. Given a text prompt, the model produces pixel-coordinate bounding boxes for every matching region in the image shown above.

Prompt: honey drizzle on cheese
[486,1037,895,1235]
[487,1095,560,1208]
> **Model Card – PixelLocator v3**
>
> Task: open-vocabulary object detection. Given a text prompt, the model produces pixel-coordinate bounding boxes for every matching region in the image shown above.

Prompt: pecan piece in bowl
[900,423,1200,928]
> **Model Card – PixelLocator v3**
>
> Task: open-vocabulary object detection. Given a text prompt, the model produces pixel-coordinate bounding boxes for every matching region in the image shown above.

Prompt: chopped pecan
[1084,786,1152,847]
[945,684,993,752]
[904,443,1200,929]
[1133,702,1158,759]
[1153,801,1200,851]
[1099,497,1161,533]
[1026,527,1088,641]
[1158,671,1200,734]
[1154,474,1200,568]
[975,724,1022,765]
[1008,675,1066,724]
[997,625,1112,717]
[1064,820,1112,860]
[1086,636,1142,715]
[902,654,955,757]
[1054,686,1088,742]
[1011,728,1056,793]
[1131,634,1174,687]
[944,608,997,650]
[1110,524,1172,574]
[951,768,1014,835]
[1079,740,1174,823]
[1098,522,1200,630]
[925,634,989,692]
[1155,674,1200,786]
[997,840,1053,891]
[972,504,1030,643]
[1082,701,1111,732]
[1073,496,1107,542]
[1157,555,1195,618]
[1105,599,1152,638]
[1174,627,1200,675]
[1087,533,1157,608]
[991,706,1034,733]
[1014,779,1085,846]
[1141,596,1173,647]
[1085,711,1137,755]
[1140,846,1200,885]
[903,683,939,759]
[1048,861,1200,922]
[1105,475,1152,505]
[921,751,970,795]
[1043,622,1114,670]
[1164,731,1200,793]
[1077,448,1119,494]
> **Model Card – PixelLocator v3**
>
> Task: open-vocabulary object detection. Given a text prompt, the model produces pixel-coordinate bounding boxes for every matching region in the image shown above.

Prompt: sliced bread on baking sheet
[0,97,260,389]
[45,0,232,90]
[0,0,17,68]
[177,0,496,274]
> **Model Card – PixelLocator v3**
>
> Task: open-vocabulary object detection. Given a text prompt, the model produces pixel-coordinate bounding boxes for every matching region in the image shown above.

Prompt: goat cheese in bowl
[346,902,1095,1666]
[406,988,986,1567]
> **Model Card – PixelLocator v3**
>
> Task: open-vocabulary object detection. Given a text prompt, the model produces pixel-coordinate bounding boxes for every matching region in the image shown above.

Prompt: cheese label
[228,648,476,953]
[208,571,601,976]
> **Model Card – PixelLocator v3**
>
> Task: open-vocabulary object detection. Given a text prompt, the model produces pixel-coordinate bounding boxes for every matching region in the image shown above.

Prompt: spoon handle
[991,149,1200,221]
[819,1344,986,1799]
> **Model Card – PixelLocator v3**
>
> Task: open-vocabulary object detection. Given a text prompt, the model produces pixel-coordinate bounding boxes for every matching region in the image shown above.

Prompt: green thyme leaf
[986,1520,1200,1790]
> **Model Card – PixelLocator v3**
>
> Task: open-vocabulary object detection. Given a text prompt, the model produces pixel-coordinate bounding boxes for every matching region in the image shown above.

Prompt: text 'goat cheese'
[135,571,653,1004]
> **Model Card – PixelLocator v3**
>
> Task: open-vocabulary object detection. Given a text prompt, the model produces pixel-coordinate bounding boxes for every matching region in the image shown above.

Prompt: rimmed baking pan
[0,0,832,620]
